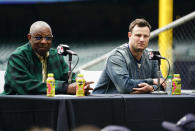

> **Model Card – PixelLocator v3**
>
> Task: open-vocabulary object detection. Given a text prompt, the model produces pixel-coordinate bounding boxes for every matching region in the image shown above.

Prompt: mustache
[39,44,48,48]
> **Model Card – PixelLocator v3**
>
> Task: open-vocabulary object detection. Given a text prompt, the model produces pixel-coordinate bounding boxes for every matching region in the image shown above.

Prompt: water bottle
[76,74,85,96]
[47,73,55,97]
[172,74,181,95]
[166,75,172,95]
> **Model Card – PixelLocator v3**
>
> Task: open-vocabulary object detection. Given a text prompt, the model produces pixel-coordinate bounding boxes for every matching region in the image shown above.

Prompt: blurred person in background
[93,18,165,94]
[71,125,101,131]
[27,126,54,131]
[162,113,195,131]
[101,125,131,131]
[2,21,92,95]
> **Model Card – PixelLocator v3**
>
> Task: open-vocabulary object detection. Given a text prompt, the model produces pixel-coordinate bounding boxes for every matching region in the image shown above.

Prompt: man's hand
[67,81,94,95]
[153,78,166,89]
[132,83,154,94]
[84,81,94,95]
[67,82,77,95]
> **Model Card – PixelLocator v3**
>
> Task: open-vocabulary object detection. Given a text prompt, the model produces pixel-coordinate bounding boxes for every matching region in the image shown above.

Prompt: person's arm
[106,54,152,93]
[4,54,47,94]
[132,83,154,94]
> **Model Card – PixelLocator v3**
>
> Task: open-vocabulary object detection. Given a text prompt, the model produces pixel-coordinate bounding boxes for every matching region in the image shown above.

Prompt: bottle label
[47,79,55,97]
[172,79,181,95]
[76,78,85,96]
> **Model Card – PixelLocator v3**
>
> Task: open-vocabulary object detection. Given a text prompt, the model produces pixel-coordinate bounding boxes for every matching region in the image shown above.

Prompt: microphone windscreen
[57,45,64,55]
[148,51,154,60]
[57,44,76,56]
[57,44,69,56]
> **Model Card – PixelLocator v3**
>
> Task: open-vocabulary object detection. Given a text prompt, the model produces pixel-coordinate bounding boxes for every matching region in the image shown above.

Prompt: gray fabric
[93,43,162,94]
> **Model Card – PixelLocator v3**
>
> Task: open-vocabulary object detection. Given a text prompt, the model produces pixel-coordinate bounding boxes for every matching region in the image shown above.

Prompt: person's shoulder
[110,43,127,53]
[49,48,58,56]
[12,43,31,56]
[49,48,57,52]
[105,43,129,63]
[115,43,128,51]
[109,43,128,56]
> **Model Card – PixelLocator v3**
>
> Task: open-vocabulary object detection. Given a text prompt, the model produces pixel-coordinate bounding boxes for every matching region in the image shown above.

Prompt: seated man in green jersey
[3,21,92,95]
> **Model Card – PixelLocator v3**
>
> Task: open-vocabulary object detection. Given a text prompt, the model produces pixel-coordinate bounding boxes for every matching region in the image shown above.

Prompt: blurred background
[0,0,194,88]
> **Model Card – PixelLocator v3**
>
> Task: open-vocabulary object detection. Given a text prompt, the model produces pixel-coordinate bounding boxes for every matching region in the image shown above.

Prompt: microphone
[57,44,77,56]
[148,50,165,60]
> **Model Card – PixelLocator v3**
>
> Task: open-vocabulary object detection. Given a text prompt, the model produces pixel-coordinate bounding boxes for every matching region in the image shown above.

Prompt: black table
[0,94,195,131]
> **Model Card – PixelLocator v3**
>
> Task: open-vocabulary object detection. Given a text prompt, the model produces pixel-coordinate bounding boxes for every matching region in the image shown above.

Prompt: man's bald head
[28,21,53,56]
[29,21,52,35]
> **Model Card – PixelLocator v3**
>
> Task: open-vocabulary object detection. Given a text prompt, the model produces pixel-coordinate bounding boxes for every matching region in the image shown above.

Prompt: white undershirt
[137,63,141,69]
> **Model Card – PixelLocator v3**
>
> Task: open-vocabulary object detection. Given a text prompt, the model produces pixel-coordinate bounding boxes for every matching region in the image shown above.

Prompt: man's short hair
[129,18,151,32]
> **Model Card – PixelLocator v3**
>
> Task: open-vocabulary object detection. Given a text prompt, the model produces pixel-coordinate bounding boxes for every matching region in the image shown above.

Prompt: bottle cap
[48,73,54,77]
[77,73,84,77]
[167,75,172,79]
[174,74,180,77]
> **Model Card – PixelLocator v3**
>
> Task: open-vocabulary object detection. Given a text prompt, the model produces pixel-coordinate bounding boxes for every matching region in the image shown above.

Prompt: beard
[132,46,144,52]
[36,48,49,57]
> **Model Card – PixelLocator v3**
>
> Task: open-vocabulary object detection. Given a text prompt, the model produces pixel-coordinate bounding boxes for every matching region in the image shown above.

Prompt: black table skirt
[0,94,195,131]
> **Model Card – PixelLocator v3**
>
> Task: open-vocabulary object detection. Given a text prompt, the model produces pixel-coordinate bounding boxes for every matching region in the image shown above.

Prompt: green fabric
[2,43,76,95]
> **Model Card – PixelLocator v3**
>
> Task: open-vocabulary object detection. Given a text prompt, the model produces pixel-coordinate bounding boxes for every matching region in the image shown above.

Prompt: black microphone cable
[71,54,79,73]
[67,54,79,84]
[156,57,171,90]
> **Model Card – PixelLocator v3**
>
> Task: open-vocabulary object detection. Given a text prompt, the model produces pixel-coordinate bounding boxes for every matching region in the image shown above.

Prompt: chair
[79,69,102,90]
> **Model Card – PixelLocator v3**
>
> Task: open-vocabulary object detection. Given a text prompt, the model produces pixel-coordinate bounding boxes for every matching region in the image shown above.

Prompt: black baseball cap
[162,113,195,131]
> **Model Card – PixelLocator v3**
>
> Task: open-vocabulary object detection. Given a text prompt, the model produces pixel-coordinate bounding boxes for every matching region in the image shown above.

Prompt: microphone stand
[156,59,166,94]
[68,54,72,84]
